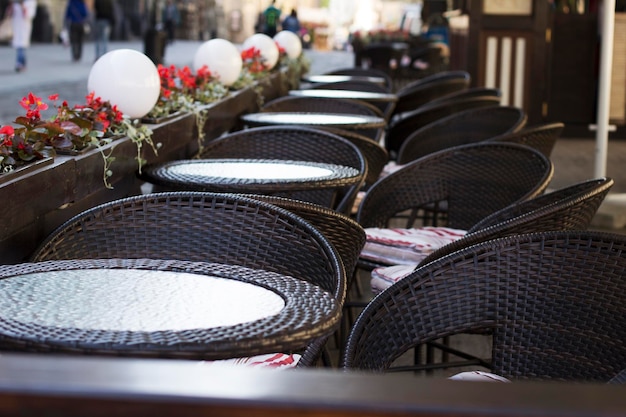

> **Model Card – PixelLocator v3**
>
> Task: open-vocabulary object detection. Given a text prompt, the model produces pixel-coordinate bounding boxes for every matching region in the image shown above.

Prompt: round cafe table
[240,112,386,130]
[288,89,398,104]
[139,158,362,196]
[0,259,340,360]
[301,74,388,86]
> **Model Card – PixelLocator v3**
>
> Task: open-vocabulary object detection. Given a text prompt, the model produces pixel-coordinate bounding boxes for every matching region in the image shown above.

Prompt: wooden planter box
[0,72,286,264]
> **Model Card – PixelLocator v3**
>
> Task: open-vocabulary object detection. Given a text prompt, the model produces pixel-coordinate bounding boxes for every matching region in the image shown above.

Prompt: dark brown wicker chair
[425,86,502,105]
[392,70,471,116]
[489,122,565,158]
[385,96,501,157]
[325,67,394,90]
[261,96,385,142]
[308,80,391,93]
[30,192,346,367]
[243,194,366,281]
[343,230,626,383]
[420,177,614,266]
[396,106,527,164]
[191,126,367,216]
[349,178,613,367]
[356,142,554,269]
[322,127,389,189]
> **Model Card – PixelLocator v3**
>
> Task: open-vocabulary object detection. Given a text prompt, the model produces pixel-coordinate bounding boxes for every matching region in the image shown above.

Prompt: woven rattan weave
[343,230,626,383]
[396,106,527,164]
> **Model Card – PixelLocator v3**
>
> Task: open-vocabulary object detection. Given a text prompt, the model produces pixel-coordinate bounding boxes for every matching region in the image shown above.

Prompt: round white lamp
[274,31,302,59]
[193,38,242,86]
[242,33,280,70]
[88,49,160,119]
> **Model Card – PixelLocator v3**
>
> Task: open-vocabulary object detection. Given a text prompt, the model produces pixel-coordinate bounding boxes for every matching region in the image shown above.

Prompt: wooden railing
[0,353,623,417]
[0,73,288,264]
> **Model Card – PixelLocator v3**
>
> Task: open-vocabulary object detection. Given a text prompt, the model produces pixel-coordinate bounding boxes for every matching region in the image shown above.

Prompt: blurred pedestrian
[162,0,180,44]
[262,0,280,37]
[94,0,116,60]
[281,9,300,34]
[8,0,37,72]
[65,0,89,62]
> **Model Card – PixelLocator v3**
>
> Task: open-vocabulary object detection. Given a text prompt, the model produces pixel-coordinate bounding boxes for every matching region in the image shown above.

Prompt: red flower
[0,125,14,136]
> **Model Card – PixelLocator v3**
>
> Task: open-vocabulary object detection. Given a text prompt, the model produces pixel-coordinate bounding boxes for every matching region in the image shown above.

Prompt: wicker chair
[392,70,471,116]
[356,142,554,270]
[386,95,501,157]
[188,126,367,216]
[322,127,389,189]
[325,67,394,90]
[350,178,613,368]
[343,230,626,383]
[31,192,346,367]
[395,106,527,164]
[307,80,392,93]
[243,194,366,281]
[420,177,614,266]
[350,142,552,305]
[425,86,502,105]
[489,122,565,158]
[261,96,385,142]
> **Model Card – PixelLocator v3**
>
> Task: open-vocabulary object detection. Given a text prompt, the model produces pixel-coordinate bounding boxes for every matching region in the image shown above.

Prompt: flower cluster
[232,46,270,91]
[0,92,157,189]
[147,64,229,119]
[0,124,47,173]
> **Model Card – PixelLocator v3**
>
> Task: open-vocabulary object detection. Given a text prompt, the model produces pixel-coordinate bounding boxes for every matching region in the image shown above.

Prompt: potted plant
[1,92,157,189]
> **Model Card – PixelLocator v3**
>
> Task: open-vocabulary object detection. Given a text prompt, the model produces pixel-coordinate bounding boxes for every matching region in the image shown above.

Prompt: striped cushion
[371,263,418,293]
[360,227,467,265]
[200,353,301,369]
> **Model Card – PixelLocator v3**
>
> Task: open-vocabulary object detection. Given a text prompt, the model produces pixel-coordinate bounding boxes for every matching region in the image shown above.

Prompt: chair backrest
[343,230,626,383]
[325,67,393,90]
[323,127,389,188]
[419,177,614,265]
[425,86,502,105]
[357,142,554,230]
[308,80,391,93]
[197,126,367,215]
[244,194,366,282]
[489,122,564,158]
[385,96,501,156]
[261,96,385,141]
[393,72,471,115]
[396,106,527,164]
[31,192,346,303]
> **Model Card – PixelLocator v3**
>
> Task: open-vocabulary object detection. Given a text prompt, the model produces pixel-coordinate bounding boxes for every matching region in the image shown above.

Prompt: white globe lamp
[193,38,242,86]
[88,49,160,119]
[274,31,302,59]
[242,33,280,70]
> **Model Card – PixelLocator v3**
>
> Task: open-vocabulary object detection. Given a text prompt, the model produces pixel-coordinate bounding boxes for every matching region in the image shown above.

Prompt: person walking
[93,0,116,60]
[8,0,37,72]
[162,0,180,44]
[281,9,300,34]
[64,0,89,62]
[262,0,280,37]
